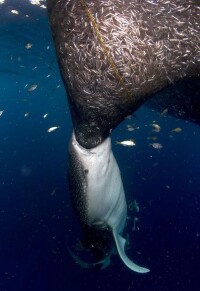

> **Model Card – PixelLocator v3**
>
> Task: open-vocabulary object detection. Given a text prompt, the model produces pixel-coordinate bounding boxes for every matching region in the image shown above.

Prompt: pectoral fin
[113,232,150,273]
[67,247,111,270]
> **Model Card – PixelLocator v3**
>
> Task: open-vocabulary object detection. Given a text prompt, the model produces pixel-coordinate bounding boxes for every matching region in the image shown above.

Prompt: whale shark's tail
[113,231,150,273]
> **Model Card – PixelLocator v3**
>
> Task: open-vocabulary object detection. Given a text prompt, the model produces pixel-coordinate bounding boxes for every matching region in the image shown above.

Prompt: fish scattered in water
[24,112,29,117]
[151,123,161,132]
[32,66,38,71]
[29,0,47,8]
[147,136,158,141]
[50,188,57,196]
[171,127,182,133]
[0,110,4,116]
[129,200,139,213]
[11,10,19,14]
[160,108,168,116]
[152,162,159,167]
[116,140,136,146]
[127,127,134,132]
[25,43,33,49]
[43,113,48,118]
[27,84,38,92]
[47,126,60,133]
[126,124,139,132]
[132,217,139,231]
[149,143,163,149]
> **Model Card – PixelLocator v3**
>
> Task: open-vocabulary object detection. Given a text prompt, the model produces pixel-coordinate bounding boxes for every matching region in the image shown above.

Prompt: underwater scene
[0,1,200,290]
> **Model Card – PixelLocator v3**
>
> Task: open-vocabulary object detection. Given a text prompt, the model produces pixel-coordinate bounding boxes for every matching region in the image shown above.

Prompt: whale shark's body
[69,132,149,272]
[47,0,200,272]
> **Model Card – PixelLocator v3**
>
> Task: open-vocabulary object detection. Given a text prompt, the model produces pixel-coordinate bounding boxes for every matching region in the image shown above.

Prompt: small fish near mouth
[116,139,136,147]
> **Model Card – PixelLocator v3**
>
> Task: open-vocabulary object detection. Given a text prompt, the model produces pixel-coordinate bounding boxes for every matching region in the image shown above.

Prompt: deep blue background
[0,1,200,290]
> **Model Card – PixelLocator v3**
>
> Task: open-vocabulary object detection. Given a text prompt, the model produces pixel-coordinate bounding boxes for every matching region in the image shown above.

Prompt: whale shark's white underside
[69,132,150,273]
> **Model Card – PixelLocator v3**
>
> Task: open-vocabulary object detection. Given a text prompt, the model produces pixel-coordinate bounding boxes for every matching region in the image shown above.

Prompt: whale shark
[46,0,200,272]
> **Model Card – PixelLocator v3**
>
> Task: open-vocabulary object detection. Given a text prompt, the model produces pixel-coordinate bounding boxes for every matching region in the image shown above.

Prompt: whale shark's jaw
[68,132,150,273]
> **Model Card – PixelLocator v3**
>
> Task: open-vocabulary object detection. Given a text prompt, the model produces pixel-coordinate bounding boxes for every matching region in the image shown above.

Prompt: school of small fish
[29,0,46,9]
[115,112,184,151]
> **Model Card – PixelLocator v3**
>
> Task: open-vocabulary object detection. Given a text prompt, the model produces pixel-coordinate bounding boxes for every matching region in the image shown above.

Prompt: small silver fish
[28,84,38,92]
[43,113,48,118]
[160,108,168,116]
[171,127,182,133]
[47,126,60,133]
[127,127,134,132]
[116,140,136,146]
[25,43,33,49]
[126,125,139,131]
[11,10,19,14]
[151,123,161,132]
[149,143,163,149]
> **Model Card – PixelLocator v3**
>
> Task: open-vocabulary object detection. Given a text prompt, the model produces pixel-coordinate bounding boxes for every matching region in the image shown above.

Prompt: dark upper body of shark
[47,0,199,149]
[46,0,200,272]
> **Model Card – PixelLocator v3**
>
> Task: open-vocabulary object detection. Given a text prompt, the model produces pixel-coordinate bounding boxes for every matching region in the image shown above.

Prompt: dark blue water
[0,1,200,290]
